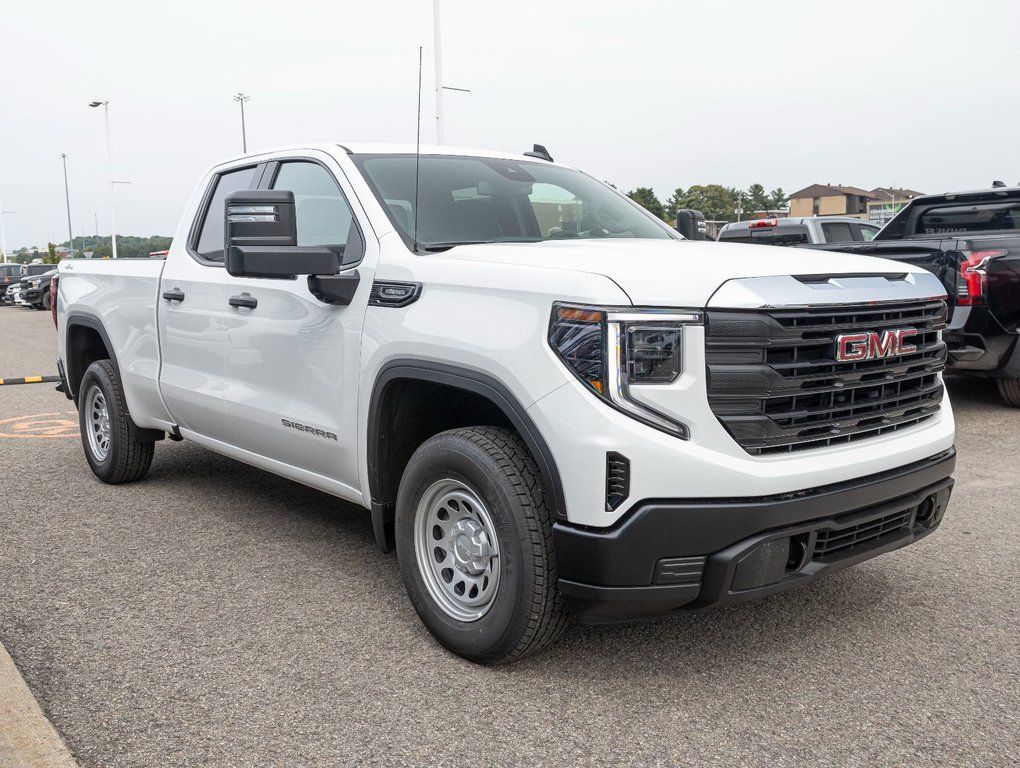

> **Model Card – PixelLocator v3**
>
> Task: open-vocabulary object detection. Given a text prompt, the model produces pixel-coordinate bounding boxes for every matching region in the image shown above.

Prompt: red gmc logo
[835,329,918,362]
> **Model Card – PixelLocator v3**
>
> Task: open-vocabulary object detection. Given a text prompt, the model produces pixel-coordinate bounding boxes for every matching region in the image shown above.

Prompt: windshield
[351,154,675,250]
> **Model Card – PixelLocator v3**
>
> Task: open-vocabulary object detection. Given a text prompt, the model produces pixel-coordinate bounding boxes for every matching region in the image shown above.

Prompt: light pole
[431,1,469,144]
[0,191,13,264]
[60,154,74,256]
[233,93,250,153]
[433,0,444,144]
[88,100,118,258]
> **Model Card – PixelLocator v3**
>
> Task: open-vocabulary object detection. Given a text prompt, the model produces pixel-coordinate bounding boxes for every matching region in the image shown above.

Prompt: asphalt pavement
[1,306,1018,767]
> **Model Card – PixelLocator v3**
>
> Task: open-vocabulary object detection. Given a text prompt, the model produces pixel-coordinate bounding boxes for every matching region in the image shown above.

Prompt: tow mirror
[224,190,340,279]
[675,209,707,241]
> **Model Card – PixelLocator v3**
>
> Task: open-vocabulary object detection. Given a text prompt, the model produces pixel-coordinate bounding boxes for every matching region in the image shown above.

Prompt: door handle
[162,288,185,303]
[228,293,257,309]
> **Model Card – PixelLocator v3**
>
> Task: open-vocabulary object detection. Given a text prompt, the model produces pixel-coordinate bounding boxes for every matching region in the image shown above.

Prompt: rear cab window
[719,225,810,246]
[916,202,1020,235]
[192,166,258,262]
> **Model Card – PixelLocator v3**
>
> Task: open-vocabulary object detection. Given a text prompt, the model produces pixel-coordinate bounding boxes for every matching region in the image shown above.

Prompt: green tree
[663,187,686,222]
[44,242,58,264]
[675,185,741,222]
[626,187,665,220]
[746,183,771,213]
[768,187,788,211]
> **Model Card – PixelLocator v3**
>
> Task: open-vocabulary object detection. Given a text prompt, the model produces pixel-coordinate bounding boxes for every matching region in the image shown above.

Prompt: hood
[430,238,932,306]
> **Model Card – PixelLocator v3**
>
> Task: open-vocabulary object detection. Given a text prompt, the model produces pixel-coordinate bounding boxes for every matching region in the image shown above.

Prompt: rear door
[158,162,263,445]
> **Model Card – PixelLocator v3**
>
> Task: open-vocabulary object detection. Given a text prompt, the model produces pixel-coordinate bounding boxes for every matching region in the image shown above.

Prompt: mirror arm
[308,270,361,306]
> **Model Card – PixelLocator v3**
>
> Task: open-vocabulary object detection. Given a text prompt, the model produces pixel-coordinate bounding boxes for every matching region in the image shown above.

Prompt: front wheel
[395,427,566,664]
[997,377,1020,407]
[78,360,155,483]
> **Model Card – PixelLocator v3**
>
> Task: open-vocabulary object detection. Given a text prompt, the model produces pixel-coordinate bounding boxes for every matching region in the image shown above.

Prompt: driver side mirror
[224,190,340,279]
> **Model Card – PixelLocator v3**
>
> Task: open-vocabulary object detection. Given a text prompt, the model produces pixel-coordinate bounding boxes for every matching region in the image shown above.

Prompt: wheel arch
[64,312,121,401]
[367,360,567,552]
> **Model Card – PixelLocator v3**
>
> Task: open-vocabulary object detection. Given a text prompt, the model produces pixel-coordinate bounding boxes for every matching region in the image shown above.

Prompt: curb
[0,642,78,767]
[0,376,61,386]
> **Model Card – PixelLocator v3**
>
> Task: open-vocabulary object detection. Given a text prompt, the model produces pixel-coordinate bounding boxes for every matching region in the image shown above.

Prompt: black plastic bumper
[945,306,1019,377]
[555,449,956,624]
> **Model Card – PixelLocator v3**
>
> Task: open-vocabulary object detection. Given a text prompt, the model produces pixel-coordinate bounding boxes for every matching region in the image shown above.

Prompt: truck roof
[214,142,576,170]
[909,186,1020,205]
[720,216,878,231]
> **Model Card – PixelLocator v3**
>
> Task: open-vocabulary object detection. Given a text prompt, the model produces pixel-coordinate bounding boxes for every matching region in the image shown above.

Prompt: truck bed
[57,257,173,429]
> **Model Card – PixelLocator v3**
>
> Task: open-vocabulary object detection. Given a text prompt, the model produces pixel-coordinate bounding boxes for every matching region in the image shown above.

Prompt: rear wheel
[395,426,566,664]
[78,360,155,483]
[997,377,1020,407]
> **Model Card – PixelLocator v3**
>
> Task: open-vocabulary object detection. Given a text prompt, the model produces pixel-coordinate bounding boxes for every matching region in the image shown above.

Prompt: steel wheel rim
[84,385,111,461]
[414,478,500,622]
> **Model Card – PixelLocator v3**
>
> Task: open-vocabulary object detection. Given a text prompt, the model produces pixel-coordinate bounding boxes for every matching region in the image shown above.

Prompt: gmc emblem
[835,329,918,362]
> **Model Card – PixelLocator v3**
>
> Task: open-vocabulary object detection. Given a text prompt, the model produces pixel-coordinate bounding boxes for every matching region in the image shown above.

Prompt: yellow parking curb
[0,376,60,386]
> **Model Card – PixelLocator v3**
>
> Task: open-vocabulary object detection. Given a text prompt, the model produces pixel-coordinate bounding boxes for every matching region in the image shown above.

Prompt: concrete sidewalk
[0,642,76,768]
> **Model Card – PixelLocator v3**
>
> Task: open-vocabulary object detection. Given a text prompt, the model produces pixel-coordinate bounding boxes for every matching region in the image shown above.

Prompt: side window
[272,161,362,263]
[194,166,257,262]
[820,221,854,243]
[858,225,880,241]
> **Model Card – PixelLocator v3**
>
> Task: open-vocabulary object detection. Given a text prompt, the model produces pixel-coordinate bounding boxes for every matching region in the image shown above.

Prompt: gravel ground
[0,307,1018,767]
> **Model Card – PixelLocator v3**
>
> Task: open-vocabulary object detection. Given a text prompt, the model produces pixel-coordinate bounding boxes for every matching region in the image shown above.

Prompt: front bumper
[20,288,42,304]
[555,449,955,623]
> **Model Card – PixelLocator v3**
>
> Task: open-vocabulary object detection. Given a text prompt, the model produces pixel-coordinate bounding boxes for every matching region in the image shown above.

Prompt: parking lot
[0,305,1017,767]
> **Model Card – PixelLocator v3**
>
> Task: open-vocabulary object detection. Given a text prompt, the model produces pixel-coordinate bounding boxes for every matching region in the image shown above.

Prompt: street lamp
[233,93,250,153]
[59,154,74,256]
[88,100,118,258]
[0,190,14,264]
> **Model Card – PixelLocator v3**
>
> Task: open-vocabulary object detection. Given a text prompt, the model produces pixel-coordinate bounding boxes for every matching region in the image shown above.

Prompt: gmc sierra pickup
[56,144,956,663]
[808,186,1020,406]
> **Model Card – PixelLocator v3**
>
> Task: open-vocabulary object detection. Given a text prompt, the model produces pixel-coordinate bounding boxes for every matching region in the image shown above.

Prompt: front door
[216,153,374,492]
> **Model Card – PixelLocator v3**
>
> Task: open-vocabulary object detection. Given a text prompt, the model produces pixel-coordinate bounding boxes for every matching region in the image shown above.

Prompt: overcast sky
[1,0,1016,250]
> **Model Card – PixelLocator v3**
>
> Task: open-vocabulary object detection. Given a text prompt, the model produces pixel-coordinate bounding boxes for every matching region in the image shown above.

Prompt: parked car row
[0,264,58,310]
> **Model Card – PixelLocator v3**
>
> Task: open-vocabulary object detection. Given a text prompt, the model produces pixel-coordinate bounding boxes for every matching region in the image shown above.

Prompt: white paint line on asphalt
[0,642,78,768]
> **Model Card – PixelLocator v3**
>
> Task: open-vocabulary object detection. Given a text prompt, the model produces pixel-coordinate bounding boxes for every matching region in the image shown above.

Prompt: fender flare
[367,359,568,550]
[64,311,164,442]
[64,311,123,399]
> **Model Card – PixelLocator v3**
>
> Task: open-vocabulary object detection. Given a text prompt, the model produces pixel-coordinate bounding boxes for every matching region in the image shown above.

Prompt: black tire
[40,292,51,312]
[395,426,566,664]
[997,377,1020,407]
[78,360,155,484]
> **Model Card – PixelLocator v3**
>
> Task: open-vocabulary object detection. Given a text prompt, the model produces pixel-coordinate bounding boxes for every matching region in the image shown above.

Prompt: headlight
[548,303,701,438]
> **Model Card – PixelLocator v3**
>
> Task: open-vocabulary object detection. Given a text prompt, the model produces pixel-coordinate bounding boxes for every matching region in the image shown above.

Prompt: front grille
[812,508,913,560]
[705,299,947,455]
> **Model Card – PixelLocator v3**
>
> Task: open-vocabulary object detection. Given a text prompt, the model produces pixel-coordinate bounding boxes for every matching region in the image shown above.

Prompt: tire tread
[446,426,567,663]
[997,377,1020,407]
[81,360,154,484]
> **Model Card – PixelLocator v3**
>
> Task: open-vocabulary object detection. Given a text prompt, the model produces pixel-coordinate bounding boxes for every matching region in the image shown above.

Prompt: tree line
[6,235,173,263]
[626,184,788,223]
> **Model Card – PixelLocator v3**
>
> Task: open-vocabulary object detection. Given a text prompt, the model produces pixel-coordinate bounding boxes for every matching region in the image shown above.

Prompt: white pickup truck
[56,143,956,663]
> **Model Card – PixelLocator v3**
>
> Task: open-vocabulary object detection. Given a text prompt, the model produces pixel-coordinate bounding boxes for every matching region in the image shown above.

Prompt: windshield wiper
[419,239,540,252]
